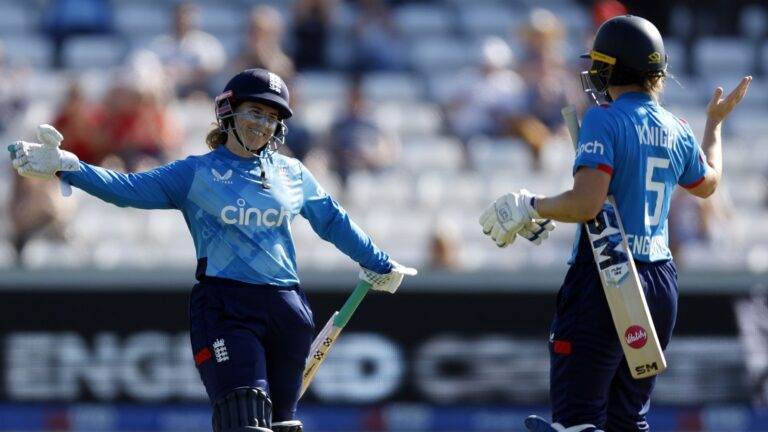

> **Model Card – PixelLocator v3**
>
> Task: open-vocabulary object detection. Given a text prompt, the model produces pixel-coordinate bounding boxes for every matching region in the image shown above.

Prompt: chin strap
[231,126,272,190]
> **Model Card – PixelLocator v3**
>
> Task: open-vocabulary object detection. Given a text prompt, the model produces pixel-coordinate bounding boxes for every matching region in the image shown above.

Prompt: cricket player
[479,15,751,431]
[8,68,417,432]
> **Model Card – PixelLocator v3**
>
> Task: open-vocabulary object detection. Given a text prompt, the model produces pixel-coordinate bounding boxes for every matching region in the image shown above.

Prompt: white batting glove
[8,124,80,179]
[479,189,555,247]
[359,260,418,294]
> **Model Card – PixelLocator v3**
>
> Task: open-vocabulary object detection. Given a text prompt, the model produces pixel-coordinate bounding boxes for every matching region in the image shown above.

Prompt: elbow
[687,176,719,199]
[697,184,718,199]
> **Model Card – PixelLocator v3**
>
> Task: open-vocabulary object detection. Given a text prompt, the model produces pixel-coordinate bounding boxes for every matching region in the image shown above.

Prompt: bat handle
[334,280,372,328]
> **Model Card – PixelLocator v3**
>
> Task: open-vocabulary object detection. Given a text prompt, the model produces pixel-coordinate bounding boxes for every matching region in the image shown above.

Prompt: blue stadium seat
[393,3,456,39]
[62,35,126,70]
[1,34,53,69]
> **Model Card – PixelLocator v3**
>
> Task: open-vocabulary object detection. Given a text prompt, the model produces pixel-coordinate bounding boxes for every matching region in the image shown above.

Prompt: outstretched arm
[9,124,192,209]
[688,76,751,198]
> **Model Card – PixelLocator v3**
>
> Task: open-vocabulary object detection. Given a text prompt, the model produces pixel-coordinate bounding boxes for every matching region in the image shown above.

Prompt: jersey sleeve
[677,124,709,188]
[572,105,616,176]
[59,159,195,209]
[298,163,392,274]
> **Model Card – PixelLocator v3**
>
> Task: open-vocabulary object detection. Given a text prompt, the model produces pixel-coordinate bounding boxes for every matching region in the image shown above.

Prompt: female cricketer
[479,15,751,432]
[8,68,416,432]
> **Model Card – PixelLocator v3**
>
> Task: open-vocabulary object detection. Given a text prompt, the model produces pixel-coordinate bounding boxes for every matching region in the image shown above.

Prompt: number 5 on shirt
[562,105,667,379]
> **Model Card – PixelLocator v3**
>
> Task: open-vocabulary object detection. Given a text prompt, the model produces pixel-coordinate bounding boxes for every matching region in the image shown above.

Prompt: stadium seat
[373,101,443,135]
[361,72,425,102]
[113,2,170,36]
[409,36,474,75]
[695,37,754,76]
[393,3,456,39]
[1,34,53,69]
[400,134,465,174]
[0,2,33,34]
[456,3,525,38]
[62,35,126,70]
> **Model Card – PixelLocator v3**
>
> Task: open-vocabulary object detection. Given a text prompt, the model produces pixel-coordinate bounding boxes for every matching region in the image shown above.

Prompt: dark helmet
[213,69,292,164]
[581,15,667,95]
[215,68,293,124]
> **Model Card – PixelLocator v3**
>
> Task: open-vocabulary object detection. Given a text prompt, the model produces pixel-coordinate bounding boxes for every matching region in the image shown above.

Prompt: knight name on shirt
[635,125,677,149]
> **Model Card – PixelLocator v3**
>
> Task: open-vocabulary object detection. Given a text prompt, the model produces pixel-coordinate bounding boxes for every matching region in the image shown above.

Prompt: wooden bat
[299,280,372,397]
[561,105,667,378]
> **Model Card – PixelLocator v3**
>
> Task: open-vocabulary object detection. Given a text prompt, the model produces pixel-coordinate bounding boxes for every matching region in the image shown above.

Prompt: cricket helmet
[213,68,292,160]
[215,68,293,124]
[581,15,667,95]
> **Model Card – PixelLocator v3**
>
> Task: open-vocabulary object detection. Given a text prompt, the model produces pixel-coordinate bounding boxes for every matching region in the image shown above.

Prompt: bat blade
[299,281,372,398]
[300,313,341,398]
[561,105,667,379]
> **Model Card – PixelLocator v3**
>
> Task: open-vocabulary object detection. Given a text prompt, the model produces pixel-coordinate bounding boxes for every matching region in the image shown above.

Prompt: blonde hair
[644,75,666,101]
[206,127,228,150]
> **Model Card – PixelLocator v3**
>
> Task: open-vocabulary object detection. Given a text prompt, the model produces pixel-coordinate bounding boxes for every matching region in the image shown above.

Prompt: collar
[216,144,263,163]
[615,91,654,103]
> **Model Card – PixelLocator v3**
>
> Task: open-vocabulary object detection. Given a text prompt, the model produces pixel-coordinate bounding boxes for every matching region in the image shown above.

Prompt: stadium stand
[0,0,765,274]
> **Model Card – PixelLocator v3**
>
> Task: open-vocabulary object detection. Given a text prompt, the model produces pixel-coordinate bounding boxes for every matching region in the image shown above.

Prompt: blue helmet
[215,68,293,123]
[214,69,292,166]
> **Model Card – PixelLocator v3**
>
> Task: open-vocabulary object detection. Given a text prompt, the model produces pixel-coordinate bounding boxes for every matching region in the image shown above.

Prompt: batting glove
[479,189,555,247]
[359,260,418,294]
[8,124,80,178]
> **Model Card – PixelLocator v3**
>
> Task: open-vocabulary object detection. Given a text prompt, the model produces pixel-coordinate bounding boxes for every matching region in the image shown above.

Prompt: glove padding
[479,189,556,247]
[359,260,418,294]
[8,124,80,178]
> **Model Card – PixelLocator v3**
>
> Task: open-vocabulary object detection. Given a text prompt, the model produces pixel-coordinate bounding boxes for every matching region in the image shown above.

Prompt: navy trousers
[189,277,315,422]
[549,260,678,431]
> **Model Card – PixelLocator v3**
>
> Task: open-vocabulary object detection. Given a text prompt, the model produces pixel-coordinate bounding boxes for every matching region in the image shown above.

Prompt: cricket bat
[299,280,372,397]
[561,105,667,378]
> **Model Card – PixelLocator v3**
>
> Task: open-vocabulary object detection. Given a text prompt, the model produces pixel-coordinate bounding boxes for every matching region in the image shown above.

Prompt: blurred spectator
[0,41,28,139]
[278,78,314,162]
[147,1,226,98]
[42,0,114,69]
[589,0,628,30]
[8,176,74,265]
[350,0,409,72]
[292,0,335,71]
[668,188,733,268]
[325,75,400,188]
[511,8,586,168]
[428,221,462,271]
[100,58,183,172]
[439,37,528,168]
[52,80,107,165]
[230,5,295,83]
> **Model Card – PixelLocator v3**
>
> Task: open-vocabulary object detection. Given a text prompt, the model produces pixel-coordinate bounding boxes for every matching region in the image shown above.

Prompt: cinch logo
[576,140,604,157]
[212,168,233,184]
[220,198,290,227]
[625,325,648,349]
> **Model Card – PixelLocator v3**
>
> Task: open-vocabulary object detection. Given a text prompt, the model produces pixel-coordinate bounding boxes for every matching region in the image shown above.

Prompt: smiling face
[226,101,281,156]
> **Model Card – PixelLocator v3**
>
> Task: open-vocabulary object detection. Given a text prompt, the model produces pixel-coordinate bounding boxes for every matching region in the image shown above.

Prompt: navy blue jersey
[570,92,709,263]
[60,146,391,285]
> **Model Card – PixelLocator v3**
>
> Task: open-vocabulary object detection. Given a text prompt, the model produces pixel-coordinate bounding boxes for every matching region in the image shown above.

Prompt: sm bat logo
[586,201,630,286]
[635,362,660,376]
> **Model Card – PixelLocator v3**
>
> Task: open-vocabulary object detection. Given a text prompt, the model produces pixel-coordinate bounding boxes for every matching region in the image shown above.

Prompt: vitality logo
[625,325,648,349]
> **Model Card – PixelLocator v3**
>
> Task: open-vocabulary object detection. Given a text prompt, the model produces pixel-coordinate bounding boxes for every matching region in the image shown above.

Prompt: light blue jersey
[571,92,709,263]
[60,146,391,285]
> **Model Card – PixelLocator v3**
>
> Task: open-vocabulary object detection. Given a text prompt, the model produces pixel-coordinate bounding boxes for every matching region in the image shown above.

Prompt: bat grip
[334,280,371,328]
